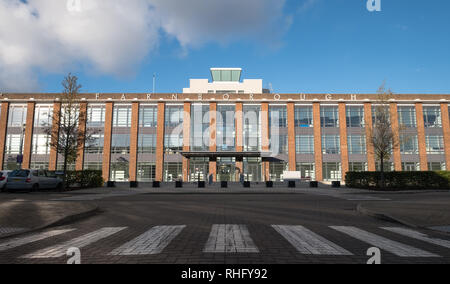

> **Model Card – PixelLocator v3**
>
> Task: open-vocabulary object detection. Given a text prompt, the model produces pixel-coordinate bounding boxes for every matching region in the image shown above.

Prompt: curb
[356,203,419,229]
[0,205,100,240]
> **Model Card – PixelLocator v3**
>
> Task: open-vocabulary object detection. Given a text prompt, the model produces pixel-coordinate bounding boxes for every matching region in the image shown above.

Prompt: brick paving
[0,191,450,264]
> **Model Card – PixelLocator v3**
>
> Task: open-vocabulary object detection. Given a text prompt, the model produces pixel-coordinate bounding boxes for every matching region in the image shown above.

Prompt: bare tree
[44,73,95,187]
[368,84,397,187]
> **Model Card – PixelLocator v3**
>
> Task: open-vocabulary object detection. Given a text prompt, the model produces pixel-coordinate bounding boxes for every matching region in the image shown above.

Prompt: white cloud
[0,0,290,92]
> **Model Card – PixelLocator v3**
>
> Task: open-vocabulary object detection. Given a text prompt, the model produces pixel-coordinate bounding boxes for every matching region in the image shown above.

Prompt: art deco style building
[0,68,449,183]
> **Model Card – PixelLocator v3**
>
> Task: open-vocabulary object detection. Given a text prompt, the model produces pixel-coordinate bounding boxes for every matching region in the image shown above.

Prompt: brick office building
[0,69,449,183]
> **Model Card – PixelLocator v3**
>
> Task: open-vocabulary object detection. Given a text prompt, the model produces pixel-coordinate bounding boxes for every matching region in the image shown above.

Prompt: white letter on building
[121,94,126,101]
[223,94,230,101]
[300,94,306,101]
[351,94,357,101]
[274,94,281,101]
[147,93,151,100]
[326,94,332,101]
[198,94,203,101]
[367,0,381,12]
[249,94,254,101]
[172,94,178,101]
[95,93,99,100]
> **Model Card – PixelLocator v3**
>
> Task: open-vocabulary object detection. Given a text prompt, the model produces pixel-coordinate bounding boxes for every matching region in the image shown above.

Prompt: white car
[0,170,11,192]
[5,169,63,192]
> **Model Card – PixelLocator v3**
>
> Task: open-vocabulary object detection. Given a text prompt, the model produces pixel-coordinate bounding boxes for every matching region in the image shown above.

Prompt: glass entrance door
[217,158,236,182]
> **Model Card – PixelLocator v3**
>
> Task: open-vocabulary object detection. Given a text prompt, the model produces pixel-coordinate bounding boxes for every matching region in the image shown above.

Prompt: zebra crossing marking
[330,226,439,257]
[22,227,126,258]
[382,227,450,249]
[109,225,185,255]
[0,229,75,252]
[203,224,259,253]
[272,225,352,255]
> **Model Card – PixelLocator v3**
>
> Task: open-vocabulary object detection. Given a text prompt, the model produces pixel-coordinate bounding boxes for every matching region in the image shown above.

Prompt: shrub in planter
[310,181,318,188]
[130,181,138,188]
[221,181,228,188]
[152,181,160,188]
[266,181,273,188]
[332,181,341,188]
[198,181,205,188]
[288,181,296,188]
[65,170,103,189]
[175,181,183,188]
[243,181,251,188]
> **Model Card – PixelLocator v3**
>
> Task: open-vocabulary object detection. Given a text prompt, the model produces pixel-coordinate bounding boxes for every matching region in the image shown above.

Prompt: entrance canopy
[180,151,272,159]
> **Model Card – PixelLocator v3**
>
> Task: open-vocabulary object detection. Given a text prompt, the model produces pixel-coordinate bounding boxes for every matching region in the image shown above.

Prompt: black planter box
[243,181,251,188]
[129,181,138,188]
[221,181,228,188]
[332,181,341,188]
[175,181,183,188]
[107,181,115,188]
[288,181,296,188]
[152,181,160,188]
[198,181,205,188]
[310,181,318,188]
[266,181,273,188]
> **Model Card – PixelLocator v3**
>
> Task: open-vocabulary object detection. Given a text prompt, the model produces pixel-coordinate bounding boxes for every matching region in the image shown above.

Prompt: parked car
[0,170,12,192]
[5,169,63,192]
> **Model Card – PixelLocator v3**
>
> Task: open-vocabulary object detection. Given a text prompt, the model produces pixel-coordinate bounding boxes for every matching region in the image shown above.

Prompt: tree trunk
[380,154,385,189]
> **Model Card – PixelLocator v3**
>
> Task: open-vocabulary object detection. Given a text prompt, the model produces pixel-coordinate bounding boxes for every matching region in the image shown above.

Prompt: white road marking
[52,192,138,201]
[382,227,450,249]
[203,224,259,253]
[22,227,126,258]
[109,225,185,255]
[272,225,352,255]
[330,226,439,257]
[0,229,75,252]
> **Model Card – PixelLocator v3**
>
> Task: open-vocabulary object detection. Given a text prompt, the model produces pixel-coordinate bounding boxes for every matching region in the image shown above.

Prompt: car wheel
[0,185,5,193]
[31,184,39,193]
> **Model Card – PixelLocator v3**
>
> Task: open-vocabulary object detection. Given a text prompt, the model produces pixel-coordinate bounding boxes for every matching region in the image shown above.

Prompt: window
[191,104,210,151]
[85,134,104,154]
[270,135,288,154]
[296,163,315,180]
[320,106,339,128]
[113,105,132,127]
[164,134,183,154]
[346,106,364,128]
[243,105,261,151]
[87,106,106,127]
[372,105,390,126]
[423,106,442,128]
[376,162,394,172]
[8,105,27,127]
[5,134,21,154]
[295,106,313,127]
[428,162,446,171]
[269,106,287,128]
[426,135,444,154]
[164,162,182,181]
[137,162,156,182]
[84,162,102,170]
[34,105,53,128]
[295,135,314,154]
[217,105,235,151]
[32,134,50,155]
[110,158,129,181]
[111,134,130,154]
[139,106,157,127]
[165,106,183,127]
[323,162,341,181]
[400,135,418,154]
[322,135,340,154]
[138,134,156,154]
[269,162,288,181]
[349,162,367,172]
[402,162,420,171]
[348,135,366,154]
[398,106,417,128]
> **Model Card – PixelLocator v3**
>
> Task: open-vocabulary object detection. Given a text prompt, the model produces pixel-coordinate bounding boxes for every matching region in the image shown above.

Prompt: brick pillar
[182,102,191,182]
[313,102,323,181]
[155,102,165,182]
[209,102,217,182]
[0,102,9,170]
[338,103,349,181]
[364,103,376,171]
[287,102,296,171]
[75,102,88,171]
[102,102,114,182]
[235,102,243,180]
[129,102,140,182]
[261,102,270,181]
[441,103,450,169]
[415,103,428,171]
[22,102,35,169]
[390,103,402,171]
[48,102,61,171]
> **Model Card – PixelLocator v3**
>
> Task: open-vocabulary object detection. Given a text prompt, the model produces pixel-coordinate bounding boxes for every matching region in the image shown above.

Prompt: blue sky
[2,0,450,94]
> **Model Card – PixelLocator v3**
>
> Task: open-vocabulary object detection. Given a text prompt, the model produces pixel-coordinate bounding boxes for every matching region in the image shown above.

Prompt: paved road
[1,190,450,264]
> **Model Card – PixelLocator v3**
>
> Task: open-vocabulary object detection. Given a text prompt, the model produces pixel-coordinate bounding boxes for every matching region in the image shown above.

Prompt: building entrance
[217,157,236,182]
